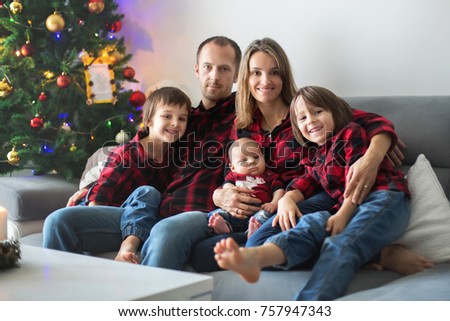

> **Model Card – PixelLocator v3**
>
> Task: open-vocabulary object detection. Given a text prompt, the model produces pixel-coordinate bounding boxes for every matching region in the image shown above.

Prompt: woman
[204,38,428,275]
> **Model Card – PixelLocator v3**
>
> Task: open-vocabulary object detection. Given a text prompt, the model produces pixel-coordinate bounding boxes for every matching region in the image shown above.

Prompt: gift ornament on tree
[0,1,142,180]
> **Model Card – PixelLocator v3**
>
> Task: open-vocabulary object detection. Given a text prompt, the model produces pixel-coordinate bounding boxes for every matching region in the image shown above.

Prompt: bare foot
[247,216,262,239]
[214,238,262,283]
[378,244,434,275]
[208,213,231,234]
[115,250,140,264]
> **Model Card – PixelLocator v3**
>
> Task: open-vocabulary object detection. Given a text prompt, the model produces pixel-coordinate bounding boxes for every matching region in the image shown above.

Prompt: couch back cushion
[345,96,450,199]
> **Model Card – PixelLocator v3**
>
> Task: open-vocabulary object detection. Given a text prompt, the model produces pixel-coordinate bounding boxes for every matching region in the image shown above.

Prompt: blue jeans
[42,185,161,253]
[246,191,337,247]
[191,191,336,272]
[266,190,410,300]
[140,210,248,271]
[140,211,210,269]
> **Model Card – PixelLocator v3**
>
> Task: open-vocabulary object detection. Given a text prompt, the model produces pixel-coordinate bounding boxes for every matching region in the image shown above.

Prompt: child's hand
[261,202,277,214]
[273,197,302,231]
[326,215,347,236]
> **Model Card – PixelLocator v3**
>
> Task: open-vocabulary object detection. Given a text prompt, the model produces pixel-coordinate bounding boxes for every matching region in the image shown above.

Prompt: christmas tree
[0,0,145,180]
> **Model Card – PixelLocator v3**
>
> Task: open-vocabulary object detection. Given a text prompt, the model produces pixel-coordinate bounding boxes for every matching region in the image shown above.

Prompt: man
[139,36,247,270]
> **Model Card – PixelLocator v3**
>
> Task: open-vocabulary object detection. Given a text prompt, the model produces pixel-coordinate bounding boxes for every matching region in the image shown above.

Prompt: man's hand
[387,138,406,166]
[66,188,88,207]
[212,187,261,219]
[344,154,377,205]
[345,137,406,204]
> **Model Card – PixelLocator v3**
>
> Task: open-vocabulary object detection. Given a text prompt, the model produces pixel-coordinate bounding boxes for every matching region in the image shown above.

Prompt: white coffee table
[0,245,213,301]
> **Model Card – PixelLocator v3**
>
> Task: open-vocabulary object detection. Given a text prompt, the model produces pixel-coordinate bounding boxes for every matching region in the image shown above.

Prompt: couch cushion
[210,269,401,301]
[338,263,450,300]
[395,154,450,264]
[345,96,450,166]
[0,175,78,221]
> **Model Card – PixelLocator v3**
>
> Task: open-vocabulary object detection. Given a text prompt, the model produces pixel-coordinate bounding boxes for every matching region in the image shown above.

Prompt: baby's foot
[214,237,261,283]
[378,244,434,275]
[208,213,231,234]
[247,216,262,239]
[115,250,140,264]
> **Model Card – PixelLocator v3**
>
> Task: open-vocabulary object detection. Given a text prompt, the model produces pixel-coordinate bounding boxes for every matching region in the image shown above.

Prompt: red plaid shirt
[88,131,173,207]
[233,108,398,185]
[289,122,409,211]
[159,93,236,217]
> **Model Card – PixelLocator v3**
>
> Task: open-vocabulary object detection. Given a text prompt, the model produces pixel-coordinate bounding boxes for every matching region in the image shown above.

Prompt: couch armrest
[0,175,79,222]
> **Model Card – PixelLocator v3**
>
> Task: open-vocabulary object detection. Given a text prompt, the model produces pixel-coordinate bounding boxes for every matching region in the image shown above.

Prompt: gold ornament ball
[88,1,105,14]
[69,143,77,152]
[7,148,20,166]
[0,78,13,98]
[10,1,23,14]
[46,13,65,33]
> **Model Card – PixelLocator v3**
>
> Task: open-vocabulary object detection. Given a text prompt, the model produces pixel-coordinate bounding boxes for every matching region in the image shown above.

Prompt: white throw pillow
[395,154,450,264]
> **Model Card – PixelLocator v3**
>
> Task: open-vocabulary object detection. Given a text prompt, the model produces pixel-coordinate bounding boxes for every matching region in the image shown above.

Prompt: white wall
[116,0,450,102]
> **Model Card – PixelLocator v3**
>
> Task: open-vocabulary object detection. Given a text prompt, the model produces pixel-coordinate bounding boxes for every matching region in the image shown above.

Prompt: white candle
[0,207,7,240]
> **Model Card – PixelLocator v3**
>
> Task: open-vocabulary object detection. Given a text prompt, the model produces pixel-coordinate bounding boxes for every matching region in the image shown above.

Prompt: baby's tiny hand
[261,203,276,214]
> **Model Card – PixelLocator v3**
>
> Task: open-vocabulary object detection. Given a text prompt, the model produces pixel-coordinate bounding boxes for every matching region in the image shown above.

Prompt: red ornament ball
[21,43,35,57]
[129,90,146,107]
[107,21,122,33]
[30,115,44,129]
[123,66,135,80]
[88,0,105,14]
[39,92,47,101]
[57,75,72,88]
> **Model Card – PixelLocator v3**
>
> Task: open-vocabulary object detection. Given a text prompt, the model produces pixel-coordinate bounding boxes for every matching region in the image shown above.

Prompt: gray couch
[1,95,449,300]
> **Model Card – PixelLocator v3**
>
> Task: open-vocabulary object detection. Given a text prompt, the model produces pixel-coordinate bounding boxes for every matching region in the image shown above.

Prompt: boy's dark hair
[290,86,353,145]
[196,36,242,71]
[142,86,191,127]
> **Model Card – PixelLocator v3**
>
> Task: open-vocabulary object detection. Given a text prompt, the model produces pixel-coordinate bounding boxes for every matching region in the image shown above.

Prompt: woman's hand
[66,188,88,207]
[212,187,261,219]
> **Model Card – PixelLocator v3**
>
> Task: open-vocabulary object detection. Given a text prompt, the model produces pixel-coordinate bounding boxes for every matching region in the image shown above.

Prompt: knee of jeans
[43,208,70,236]
[149,219,171,237]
